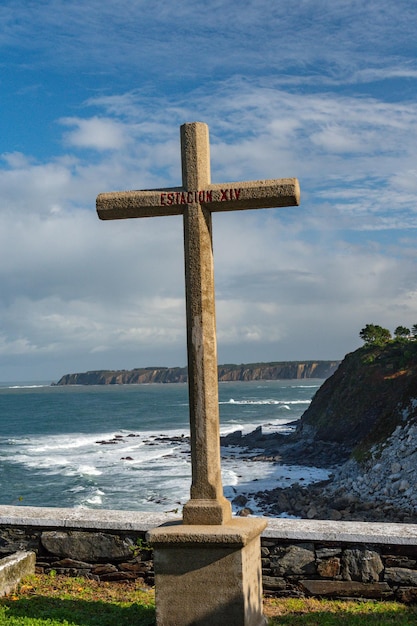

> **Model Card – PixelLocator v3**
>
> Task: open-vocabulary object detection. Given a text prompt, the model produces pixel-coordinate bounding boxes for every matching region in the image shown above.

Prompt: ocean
[0,379,330,515]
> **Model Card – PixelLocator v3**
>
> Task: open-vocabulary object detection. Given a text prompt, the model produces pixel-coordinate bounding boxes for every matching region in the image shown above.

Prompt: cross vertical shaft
[180,123,232,524]
[96,121,300,527]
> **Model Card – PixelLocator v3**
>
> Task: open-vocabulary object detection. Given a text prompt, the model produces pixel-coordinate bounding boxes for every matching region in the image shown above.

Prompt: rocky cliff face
[229,341,417,522]
[55,361,340,385]
[271,340,417,522]
[296,341,417,457]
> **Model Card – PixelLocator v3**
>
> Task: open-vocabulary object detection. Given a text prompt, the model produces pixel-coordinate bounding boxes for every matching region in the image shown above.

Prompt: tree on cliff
[359,323,391,346]
[394,325,410,340]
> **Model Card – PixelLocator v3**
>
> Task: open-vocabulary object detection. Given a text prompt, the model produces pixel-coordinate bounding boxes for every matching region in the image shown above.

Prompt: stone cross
[97,122,300,525]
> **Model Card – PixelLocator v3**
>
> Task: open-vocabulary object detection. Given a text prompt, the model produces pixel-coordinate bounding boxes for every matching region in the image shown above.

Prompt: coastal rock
[245,341,417,523]
[321,412,417,521]
[296,342,417,455]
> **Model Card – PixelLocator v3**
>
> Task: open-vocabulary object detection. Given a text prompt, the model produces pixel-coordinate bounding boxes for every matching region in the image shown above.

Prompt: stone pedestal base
[147,518,267,626]
[182,496,232,525]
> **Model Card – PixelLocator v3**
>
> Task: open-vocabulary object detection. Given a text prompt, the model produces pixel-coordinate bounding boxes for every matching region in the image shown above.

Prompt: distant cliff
[54,360,340,386]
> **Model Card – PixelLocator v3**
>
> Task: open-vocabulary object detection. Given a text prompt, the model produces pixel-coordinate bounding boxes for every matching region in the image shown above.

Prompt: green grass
[1,575,417,625]
[266,597,417,625]
[0,575,155,625]
[0,600,155,625]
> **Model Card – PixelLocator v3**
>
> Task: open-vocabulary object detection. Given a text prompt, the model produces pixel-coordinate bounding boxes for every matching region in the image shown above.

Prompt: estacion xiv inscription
[160,188,242,206]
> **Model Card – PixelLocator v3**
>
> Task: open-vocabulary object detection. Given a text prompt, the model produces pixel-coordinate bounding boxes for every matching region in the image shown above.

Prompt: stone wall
[2,506,417,602]
[0,526,154,585]
[261,538,417,603]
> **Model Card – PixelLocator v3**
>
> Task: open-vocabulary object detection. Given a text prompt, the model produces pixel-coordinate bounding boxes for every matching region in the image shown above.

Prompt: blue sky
[0,0,417,381]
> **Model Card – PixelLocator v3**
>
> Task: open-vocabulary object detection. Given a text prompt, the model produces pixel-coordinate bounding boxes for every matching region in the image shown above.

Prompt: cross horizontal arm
[205,178,300,212]
[97,178,300,221]
[96,188,184,220]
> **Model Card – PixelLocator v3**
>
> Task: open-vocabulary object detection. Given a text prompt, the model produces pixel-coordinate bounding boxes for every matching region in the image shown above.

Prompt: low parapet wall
[1,506,417,602]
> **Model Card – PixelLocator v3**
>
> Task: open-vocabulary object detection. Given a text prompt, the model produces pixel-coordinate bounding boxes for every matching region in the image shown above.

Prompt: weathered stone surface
[385,567,417,586]
[271,544,315,577]
[317,557,340,578]
[341,549,383,582]
[91,564,118,575]
[396,586,417,604]
[262,576,287,591]
[316,547,342,558]
[150,520,266,626]
[119,562,149,573]
[41,531,133,562]
[0,528,40,555]
[0,552,36,597]
[51,558,93,569]
[384,555,417,568]
[301,579,392,598]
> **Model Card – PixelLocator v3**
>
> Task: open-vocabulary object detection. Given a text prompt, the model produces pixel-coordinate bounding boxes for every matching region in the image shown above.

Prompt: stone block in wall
[341,548,383,582]
[316,547,342,559]
[385,567,417,586]
[91,564,118,576]
[119,562,149,574]
[270,543,315,577]
[396,587,417,604]
[382,545,417,559]
[0,528,41,555]
[384,555,417,569]
[262,576,287,592]
[317,556,340,578]
[301,580,393,599]
[41,531,133,562]
[52,558,93,569]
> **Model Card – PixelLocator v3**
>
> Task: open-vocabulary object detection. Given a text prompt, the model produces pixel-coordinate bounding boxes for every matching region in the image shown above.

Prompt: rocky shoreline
[94,421,417,523]
[226,340,417,525]
[220,419,417,524]
[91,340,417,524]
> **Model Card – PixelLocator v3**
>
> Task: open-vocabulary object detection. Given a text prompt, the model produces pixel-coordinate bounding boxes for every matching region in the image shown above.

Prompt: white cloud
[60,117,131,151]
